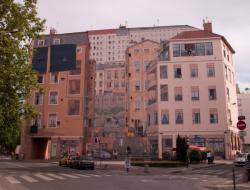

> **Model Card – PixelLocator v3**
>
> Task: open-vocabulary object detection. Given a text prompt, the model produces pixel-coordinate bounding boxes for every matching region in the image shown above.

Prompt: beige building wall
[237,93,250,151]
[126,40,160,135]
[21,32,92,160]
[146,23,239,159]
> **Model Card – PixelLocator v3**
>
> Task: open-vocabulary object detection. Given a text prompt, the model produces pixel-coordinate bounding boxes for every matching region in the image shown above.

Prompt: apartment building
[88,25,197,65]
[126,40,160,136]
[21,30,95,159]
[146,22,239,159]
[237,93,250,152]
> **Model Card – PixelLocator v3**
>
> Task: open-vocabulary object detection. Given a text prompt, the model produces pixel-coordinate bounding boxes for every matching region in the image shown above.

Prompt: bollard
[144,164,149,173]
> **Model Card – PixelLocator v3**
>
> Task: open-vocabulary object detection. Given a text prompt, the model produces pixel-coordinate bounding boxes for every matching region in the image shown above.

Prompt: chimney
[203,20,212,33]
[50,28,57,35]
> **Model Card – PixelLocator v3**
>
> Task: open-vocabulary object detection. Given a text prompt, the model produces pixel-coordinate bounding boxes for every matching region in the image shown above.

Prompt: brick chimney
[50,28,57,35]
[203,20,212,33]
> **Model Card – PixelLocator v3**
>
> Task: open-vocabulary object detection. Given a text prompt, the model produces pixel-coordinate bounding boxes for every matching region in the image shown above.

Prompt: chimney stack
[50,28,57,35]
[203,20,212,33]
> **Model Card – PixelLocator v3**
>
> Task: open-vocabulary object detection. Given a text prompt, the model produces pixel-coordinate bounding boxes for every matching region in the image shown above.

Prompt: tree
[0,0,45,152]
[176,135,187,162]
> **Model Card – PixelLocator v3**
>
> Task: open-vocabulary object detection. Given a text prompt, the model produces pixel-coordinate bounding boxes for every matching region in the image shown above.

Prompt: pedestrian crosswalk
[4,171,119,185]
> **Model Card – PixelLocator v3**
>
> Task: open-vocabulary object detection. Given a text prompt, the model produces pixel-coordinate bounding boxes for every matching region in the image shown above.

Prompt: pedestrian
[207,151,211,164]
[113,149,118,160]
[245,154,250,182]
[125,157,131,173]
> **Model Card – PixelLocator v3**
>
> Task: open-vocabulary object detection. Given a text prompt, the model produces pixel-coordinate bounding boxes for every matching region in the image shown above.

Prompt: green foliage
[189,149,202,163]
[176,135,187,162]
[0,0,45,151]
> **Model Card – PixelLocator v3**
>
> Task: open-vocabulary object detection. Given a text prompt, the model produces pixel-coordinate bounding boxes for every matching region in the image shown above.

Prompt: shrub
[189,149,202,163]
[162,151,171,161]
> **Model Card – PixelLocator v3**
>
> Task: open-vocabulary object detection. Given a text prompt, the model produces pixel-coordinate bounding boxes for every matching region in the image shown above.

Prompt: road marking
[46,173,65,180]
[35,173,54,181]
[74,173,91,178]
[5,162,25,168]
[60,173,80,179]
[87,174,101,177]
[5,176,21,184]
[202,179,208,182]
[20,175,38,183]
[141,179,156,183]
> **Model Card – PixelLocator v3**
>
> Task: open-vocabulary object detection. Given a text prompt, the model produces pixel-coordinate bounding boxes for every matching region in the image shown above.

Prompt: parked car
[59,155,71,167]
[93,150,112,159]
[78,155,95,170]
[68,155,80,168]
[234,153,250,166]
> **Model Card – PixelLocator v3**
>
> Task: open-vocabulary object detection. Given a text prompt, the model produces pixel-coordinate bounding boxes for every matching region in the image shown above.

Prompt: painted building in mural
[146,22,239,159]
[21,30,95,159]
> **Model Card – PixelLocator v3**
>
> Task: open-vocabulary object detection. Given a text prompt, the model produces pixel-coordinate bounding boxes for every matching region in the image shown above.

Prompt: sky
[36,0,250,91]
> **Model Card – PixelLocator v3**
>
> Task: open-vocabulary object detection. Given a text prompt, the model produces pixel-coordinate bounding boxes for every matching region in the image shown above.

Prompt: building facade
[126,40,160,136]
[146,22,239,159]
[237,93,250,152]
[21,30,95,159]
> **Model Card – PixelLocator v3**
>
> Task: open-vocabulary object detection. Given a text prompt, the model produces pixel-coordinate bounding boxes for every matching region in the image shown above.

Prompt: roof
[88,29,117,35]
[171,30,235,53]
[127,39,159,50]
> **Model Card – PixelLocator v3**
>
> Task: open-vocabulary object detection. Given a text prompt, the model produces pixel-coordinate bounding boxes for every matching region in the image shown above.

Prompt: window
[134,61,140,72]
[99,81,103,87]
[144,61,150,71]
[191,87,199,101]
[34,92,43,105]
[48,113,57,128]
[134,97,141,112]
[38,40,45,46]
[205,42,213,55]
[49,91,58,105]
[174,66,182,78]
[50,72,59,83]
[161,110,169,124]
[226,88,230,101]
[121,81,125,87]
[114,70,118,79]
[38,74,44,83]
[208,87,216,100]
[99,73,103,78]
[134,80,140,91]
[175,110,183,124]
[190,65,198,78]
[69,80,80,94]
[121,71,125,79]
[76,47,82,53]
[175,87,183,101]
[107,82,112,88]
[173,42,213,57]
[134,49,139,53]
[160,65,168,79]
[53,38,60,45]
[30,118,42,129]
[160,85,168,101]
[144,48,149,53]
[207,64,215,77]
[228,68,231,82]
[70,60,81,75]
[225,65,228,79]
[210,109,218,123]
[154,112,158,125]
[68,100,80,115]
[192,109,200,124]
[114,81,119,88]
[107,71,111,79]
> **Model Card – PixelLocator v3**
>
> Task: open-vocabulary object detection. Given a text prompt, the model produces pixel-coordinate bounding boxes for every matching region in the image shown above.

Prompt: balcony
[148,98,157,106]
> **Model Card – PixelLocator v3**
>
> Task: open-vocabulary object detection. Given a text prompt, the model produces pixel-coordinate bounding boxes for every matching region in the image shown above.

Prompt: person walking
[245,154,250,182]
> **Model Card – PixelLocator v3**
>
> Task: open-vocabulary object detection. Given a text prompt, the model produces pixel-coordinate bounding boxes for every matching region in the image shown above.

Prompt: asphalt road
[0,160,249,190]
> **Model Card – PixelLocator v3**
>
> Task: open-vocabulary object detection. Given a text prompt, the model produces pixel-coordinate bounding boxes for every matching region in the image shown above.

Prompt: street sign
[237,120,247,130]
[238,115,246,121]
[239,131,247,137]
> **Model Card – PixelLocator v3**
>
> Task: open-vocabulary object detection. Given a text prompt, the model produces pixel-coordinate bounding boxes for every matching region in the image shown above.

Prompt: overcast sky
[36,0,250,91]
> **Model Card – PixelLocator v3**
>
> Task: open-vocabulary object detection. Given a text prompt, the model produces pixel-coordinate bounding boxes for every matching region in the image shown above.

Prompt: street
[0,159,250,190]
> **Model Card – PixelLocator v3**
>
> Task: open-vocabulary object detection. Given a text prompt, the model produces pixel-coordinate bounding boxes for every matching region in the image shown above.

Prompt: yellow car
[59,155,70,167]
